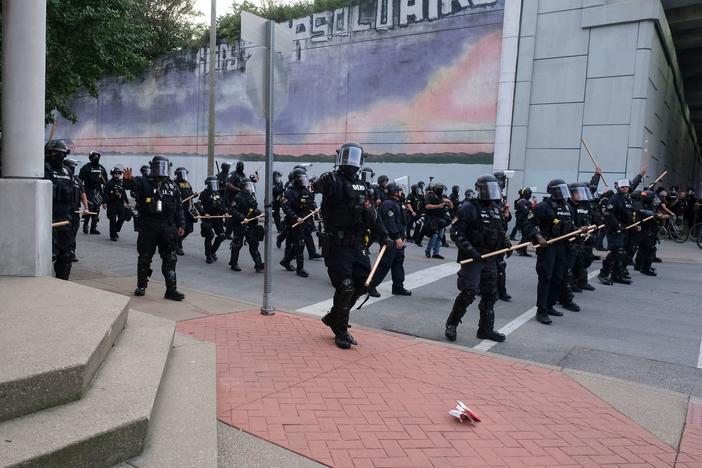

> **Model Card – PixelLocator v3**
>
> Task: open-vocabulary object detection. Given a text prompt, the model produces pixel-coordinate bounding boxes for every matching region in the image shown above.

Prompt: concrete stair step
[121,333,217,468]
[0,310,174,468]
[0,277,129,422]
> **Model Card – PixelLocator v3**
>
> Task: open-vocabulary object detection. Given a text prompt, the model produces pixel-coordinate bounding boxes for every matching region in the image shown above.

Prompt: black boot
[498,292,512,302]
[392,286,412,296]
[445,294,470,342]
[163,270,185,301]
[558,301,580,312]
[536,309,552,325]
[368,287,380,298]
[598,271,613,285]
[546,306,563,316]
[477,304,505,342]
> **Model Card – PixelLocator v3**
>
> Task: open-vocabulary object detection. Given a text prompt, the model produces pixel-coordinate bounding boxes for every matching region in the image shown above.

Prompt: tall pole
[207,0,217,176]
[0,0,53,277]
[261,20,275,315]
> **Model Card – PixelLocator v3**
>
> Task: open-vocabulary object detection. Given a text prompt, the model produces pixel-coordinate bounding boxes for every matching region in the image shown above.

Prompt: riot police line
[45,139,676,349]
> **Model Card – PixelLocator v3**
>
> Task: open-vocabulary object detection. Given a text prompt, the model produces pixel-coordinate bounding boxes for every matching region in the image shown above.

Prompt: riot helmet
[273,170,282,183]
[377,175,389,187]
[386,182,401,198]
[63,158,79,176]
[475,174,502,201]
[292,167,308,188]
[175,167,188,182]
[519,187,532,199]
[614,178,630,193]
[464,188,475,199]
[417,181,425,195]
[360,167,375,184]
[241,180,255,194]
[336,142,364,177]
[433,182,446,197]
[547,179,570,200]
[568,182,592,202]
[110,166,123,178]
[150,155,170,178]
[88,150,101,164]
[140,165,150,177]
[451,185,460,195]
[45,139,73,167]
[205,176,218,192]
[492,170,507,190]
[236,161,245,174]
[220,162,231,174]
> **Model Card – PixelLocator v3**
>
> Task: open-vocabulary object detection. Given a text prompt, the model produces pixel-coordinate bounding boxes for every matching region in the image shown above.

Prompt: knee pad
[459,288,478,304]
[163,251,178,269]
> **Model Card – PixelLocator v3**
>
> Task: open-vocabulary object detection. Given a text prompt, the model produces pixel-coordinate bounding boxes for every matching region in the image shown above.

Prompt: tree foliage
[204,0,360,46]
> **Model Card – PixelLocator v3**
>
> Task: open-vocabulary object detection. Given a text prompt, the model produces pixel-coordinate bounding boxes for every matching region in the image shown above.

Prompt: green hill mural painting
[59,0,504,164]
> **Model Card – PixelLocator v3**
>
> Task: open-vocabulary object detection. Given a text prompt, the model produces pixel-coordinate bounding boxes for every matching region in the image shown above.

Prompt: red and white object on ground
[449,401,481,423]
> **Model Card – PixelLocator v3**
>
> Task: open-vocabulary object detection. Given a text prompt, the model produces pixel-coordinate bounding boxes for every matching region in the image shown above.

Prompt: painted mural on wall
[60,0,504,163]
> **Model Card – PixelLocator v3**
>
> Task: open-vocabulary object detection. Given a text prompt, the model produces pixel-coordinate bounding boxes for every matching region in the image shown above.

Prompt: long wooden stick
[538,225,597,248]
[626,215,654,230]
[581,138,609,187]
[364,244,387,287]
[49,120,57,140]
[292,208,320,228]
[649,171,668,187]
[195,214,230,219]
[52,220,70,228]
[75,210,97,215]
[182,192,199,204]
[459,241,530,265]
[242,213,264,224]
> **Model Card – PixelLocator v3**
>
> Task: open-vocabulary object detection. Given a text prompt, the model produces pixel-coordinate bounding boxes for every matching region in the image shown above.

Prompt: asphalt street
[75,213,702,395]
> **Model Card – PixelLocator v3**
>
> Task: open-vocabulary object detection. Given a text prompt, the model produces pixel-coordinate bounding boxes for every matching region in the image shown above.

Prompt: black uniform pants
[70,212,80,254]
[201,219,225,257]
[496,254,508,296]
[83,192,101,231]
[53,223,75,280]
[282,224,306,271]
[370,243,405,288]
[107,203,126,238]
[535,242,566,311]
[446,259,498,332]
[230,224,263,268]
[272,201,282,232]
[557,245,576,305]
[178,212,195,249]
[572,242,594,286]
[602,231,628,279]
[635,232,656,272]
[136,219,179,290]
[323,244,371,335]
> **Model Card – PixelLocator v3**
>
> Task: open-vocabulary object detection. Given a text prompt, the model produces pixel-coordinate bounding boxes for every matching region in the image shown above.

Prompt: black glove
[466,248,482,262]
[506,249,513,258]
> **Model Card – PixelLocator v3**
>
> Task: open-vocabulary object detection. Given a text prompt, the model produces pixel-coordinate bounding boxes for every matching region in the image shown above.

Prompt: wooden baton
[364,244,388,288]
[292,208,320,228]
[581,138,609,187]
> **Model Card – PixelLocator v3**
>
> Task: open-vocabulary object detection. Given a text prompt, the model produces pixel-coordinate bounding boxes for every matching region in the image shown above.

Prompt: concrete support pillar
[0,0,53,276]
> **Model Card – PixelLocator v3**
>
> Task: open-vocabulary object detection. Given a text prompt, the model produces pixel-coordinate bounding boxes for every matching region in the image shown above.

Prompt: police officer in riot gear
[124,156,186,300]
[312,142,386,349]
[272,170,284,232]
[217,162,231,194]
[175,167,196,255]
[599,178,639,285]
[445,174,509,343]
[140,165,150,177]
[513,187,533,256]
[45,139,78,279]
[280,168,315,277]
[104,166,129,241]
[200,176,227,263]
[131,165,151,232]
[229,180,265,272]
[63,158,88,262]
[374,175,389,204]
[368,182,412,297]
[568,182,597,292]
[633,190,661,276]
[522,179,587,324]
[79,151,108,234]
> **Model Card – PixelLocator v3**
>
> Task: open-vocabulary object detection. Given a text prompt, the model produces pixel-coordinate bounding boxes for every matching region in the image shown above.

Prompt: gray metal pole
[261,20,275,315]
[207,0,217,176]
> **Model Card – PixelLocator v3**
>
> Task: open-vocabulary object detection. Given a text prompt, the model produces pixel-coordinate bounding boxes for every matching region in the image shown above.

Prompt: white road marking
[296,261,459,316]
[473,269,601,352]
[697,338,702,369]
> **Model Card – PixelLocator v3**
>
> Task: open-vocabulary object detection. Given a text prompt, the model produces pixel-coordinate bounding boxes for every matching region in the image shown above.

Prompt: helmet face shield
[570,186,592,201]
[549,183,570,200]
[175,168,188,181]
[242,180,255,194]
[479,181,502,201]
[206,178,218,192]
[151,159,170,178]
[337,145,363,168]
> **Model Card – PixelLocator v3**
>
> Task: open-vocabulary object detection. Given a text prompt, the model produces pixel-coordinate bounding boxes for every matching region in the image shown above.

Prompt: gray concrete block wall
[509,0,700,201]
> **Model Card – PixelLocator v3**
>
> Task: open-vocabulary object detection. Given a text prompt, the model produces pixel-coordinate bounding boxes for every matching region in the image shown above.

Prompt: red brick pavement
[675,399,702,467]
[177,311,681,467]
